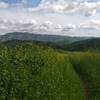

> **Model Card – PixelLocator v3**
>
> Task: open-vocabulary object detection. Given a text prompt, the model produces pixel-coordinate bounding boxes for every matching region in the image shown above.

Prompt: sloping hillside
[66,38,100,51]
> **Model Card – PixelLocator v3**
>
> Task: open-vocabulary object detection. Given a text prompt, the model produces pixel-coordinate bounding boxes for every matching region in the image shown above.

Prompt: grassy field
[68,52,100,100]
[0,42,85,100]
[0,41,100,100]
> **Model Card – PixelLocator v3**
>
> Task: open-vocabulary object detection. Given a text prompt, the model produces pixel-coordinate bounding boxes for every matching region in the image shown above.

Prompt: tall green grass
[0,43,85,100]
[69,52,100,100]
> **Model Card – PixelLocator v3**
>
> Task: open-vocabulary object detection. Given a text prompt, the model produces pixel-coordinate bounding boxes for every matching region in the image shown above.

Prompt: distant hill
[66,38,100,51]
[0,32,88,44]
[1,32,100,51]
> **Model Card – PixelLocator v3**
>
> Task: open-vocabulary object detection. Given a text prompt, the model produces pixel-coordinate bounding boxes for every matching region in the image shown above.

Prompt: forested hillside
[66,38,100,51]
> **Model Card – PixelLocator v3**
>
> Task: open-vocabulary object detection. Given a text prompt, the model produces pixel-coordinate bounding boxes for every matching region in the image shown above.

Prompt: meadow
[0,41,100,100]
[68,52,100,100]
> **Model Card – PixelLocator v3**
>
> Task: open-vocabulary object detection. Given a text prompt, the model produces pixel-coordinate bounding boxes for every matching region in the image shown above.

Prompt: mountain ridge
[0,32,89,43]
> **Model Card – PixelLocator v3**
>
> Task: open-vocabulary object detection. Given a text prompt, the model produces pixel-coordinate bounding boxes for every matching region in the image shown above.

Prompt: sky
[0,0,100,37]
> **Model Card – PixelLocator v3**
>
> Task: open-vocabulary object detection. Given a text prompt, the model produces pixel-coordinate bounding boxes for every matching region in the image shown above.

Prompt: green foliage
[0,42,84,100]
[69,52,100,100]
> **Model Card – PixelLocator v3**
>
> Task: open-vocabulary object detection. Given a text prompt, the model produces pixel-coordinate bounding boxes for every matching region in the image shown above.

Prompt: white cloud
[78,2,100,16]
[0,18,100,37]
[31,0,100,16]
[0,2,8,9]
[90,19,100,27]
[79,19,100,30]
[21,0,28,4]
[36,0,76,13]
[0,0,100,37]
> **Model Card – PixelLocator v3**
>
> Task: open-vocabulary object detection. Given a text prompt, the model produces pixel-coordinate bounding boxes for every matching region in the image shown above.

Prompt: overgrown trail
[82,80,90,100]
[67,56,91,100]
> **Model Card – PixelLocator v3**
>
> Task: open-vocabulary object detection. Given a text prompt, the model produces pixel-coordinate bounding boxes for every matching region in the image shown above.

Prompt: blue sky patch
[0,0,41,7]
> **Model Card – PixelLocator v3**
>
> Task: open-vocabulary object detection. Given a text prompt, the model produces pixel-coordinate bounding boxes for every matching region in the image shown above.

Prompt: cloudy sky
[0,0,100,36]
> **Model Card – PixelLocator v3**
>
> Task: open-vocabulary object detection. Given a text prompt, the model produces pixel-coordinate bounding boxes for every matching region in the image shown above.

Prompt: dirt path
[82,80,90,100]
